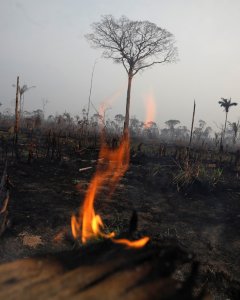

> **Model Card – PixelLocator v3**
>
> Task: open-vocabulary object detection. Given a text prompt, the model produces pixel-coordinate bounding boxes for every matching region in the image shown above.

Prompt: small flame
[112,237,150,248]
[71,215,80,239]
[144,92,156,128]
[91,215,115,239]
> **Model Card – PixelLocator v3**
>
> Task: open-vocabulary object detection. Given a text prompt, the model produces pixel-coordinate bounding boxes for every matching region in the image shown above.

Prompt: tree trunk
[123,72,133,137]
[223,111,228,138]
[189,100,196,146]
[14,76,20,148]
[0,162,10,237]
[220,111,228,152]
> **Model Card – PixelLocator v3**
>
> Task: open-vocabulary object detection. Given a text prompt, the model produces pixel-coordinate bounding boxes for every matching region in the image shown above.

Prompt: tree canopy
[165,119,180,130]
[86,15,177,76]
[218,98,237,113]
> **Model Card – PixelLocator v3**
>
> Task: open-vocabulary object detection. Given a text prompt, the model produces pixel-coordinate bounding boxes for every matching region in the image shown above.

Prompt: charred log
[0,241,206,300]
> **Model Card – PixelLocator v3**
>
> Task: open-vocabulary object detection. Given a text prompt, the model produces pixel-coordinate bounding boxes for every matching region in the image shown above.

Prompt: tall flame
[71,133,149,248]
[71,134,130,243]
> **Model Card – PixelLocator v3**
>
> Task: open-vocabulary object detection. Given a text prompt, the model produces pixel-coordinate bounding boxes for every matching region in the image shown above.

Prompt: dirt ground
[0,153,240,299]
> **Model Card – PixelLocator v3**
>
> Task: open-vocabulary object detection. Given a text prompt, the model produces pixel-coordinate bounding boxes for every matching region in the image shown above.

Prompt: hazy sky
[1,0,240,129]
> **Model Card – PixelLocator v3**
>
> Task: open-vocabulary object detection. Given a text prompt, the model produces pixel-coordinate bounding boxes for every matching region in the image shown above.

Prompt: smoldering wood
[0,241,205,300]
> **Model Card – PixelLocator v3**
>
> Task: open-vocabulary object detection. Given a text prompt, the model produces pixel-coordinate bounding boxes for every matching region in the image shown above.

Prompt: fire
[71,215,80,239]
[71,134,128,242]
[112,237,150,248]
[71,132,150,248]
[144,92,156,128]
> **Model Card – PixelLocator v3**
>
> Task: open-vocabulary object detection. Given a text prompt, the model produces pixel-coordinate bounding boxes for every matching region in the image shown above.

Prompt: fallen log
[0,241,206,300]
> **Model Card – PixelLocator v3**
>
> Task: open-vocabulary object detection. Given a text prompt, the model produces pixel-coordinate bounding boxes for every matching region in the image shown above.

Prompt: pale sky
[0,0,240,130]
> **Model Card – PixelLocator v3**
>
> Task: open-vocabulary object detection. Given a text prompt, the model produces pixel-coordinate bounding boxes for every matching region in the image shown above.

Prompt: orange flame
[71,132,150,248]
[112,237,150,248]
[71,134,129,243]
[144,92,156,128]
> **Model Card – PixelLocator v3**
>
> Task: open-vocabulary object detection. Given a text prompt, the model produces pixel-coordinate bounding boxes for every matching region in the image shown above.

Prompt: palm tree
[218,97,238,148]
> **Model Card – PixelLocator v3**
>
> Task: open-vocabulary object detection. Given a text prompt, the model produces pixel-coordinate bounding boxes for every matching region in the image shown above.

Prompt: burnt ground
[0,154,240,299]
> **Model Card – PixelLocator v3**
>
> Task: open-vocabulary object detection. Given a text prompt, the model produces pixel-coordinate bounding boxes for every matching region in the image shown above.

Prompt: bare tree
[86,15,177,136]
[14,76,20,147]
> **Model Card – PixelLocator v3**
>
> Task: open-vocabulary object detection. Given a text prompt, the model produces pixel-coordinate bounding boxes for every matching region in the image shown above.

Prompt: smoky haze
[0,0,240,130]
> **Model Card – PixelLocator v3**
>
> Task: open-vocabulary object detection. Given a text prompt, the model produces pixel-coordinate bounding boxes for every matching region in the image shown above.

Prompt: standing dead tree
[86,15,177,136]
[13,77,36,158]
[12,82,36,119]
[189,100,196,146]
[13,76,20,160]
[0,162,10,236]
